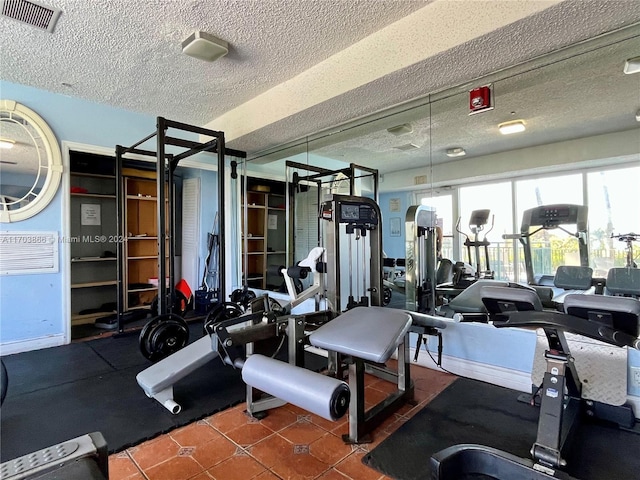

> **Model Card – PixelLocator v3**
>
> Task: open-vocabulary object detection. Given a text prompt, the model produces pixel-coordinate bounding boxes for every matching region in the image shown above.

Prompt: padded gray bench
[309,306,447,443]
[137,335,218,413]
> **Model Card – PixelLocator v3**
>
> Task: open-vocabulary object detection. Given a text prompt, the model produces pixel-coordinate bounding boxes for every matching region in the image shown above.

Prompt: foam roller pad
[242,354,349,421]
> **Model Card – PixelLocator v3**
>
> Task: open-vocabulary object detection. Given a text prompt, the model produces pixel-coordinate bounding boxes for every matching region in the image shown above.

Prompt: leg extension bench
[310,306,439,443]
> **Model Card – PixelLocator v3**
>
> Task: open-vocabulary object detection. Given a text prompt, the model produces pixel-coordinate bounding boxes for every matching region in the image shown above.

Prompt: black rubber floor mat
[363,377,640,480]
[1,325,328,462]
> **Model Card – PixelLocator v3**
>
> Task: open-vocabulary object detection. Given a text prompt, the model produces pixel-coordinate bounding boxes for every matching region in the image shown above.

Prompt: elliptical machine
[452,209,495,287]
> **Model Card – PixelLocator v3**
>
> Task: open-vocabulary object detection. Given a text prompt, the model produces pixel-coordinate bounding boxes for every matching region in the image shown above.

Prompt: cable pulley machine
[320,195,383,311]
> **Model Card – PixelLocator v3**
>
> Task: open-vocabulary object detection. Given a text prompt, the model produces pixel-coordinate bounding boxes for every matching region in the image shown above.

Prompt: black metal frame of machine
[115,117,246,334]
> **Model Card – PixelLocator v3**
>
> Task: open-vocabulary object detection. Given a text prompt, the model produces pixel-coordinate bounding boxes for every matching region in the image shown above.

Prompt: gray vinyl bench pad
[310,306,412,363]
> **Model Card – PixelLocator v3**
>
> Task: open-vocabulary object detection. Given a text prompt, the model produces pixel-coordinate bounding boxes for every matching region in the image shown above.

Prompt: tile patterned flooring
[108,363,456,480]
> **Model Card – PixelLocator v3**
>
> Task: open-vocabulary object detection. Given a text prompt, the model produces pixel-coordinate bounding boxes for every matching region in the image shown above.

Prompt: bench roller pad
[309,306,412,363]
[242,354,349,421]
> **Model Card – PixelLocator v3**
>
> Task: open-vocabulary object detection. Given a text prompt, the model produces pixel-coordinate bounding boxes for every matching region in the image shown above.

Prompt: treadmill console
[522,204,588,230]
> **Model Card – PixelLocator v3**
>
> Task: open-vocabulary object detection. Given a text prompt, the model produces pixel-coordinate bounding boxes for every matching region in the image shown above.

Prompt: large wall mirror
[0,100,62,222]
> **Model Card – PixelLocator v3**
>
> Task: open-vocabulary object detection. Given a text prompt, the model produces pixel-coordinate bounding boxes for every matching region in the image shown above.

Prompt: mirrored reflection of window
[419,193,453,260]
[459,182,514,281]
[515,174,584,277]
[587,166,640,275]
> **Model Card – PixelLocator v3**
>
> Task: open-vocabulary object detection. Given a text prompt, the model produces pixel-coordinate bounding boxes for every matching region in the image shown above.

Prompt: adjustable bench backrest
[564,294,640,338]
[480,285,543,315]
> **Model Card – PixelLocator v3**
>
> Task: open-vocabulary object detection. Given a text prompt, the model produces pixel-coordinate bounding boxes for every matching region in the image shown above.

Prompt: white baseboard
[1,334,66,355]
[410,347,533,393]
[625,395,640,417]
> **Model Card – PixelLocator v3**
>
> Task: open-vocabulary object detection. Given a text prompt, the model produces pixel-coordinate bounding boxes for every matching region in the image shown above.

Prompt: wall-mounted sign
[81,204,101,226]
[389,198,401,212]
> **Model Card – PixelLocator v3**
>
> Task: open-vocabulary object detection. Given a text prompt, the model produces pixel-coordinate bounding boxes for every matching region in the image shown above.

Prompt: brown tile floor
[108,364,455,480]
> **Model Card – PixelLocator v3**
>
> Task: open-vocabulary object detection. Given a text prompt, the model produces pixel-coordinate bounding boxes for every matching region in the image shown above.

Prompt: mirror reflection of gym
[0,100,62,222]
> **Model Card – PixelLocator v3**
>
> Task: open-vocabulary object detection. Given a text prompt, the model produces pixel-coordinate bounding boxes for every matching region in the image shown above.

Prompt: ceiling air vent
[0,0,61,33]
[394,143,420,151]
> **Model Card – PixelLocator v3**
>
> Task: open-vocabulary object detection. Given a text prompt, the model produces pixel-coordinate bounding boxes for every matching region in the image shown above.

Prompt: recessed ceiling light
[0,139,15,149]
[387,123,413,136]
[182,31,229,62]
[498,120,526,135]
[623,56,640,74]
[446,147,466,157]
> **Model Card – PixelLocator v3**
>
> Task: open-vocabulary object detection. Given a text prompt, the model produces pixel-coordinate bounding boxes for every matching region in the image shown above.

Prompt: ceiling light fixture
[0,139,15,149]
[386,123,413,136]
[623,56,640,74]
[498,120,526,135]
[446,147,466,157]
[182,31,229,62]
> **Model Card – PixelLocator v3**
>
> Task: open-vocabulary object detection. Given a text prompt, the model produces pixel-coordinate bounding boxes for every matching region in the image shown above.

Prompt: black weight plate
[140,314,189,362]
[203,302,243,335]
[139,315,163,359]
[1,359,7,406]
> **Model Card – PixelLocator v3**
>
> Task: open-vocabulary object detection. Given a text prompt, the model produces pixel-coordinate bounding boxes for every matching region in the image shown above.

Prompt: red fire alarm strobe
[469,85,493,114]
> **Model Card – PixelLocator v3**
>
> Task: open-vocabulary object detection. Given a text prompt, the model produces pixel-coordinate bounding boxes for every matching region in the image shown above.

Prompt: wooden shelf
[71,280,117,289]
[128,255,157,260]
[71,311,115,325]
[128,286,157,293]
[70,172,115,180]
[126,195,157,201]
[242,179,286,291]
[71,193,116,199]
[72,257,117,263]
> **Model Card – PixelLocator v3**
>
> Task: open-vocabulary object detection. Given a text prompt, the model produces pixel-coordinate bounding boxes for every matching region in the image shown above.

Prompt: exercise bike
[611,232,638,268]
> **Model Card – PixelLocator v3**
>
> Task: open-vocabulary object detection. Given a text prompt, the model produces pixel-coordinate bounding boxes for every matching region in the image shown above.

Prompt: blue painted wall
[0,80,156,347]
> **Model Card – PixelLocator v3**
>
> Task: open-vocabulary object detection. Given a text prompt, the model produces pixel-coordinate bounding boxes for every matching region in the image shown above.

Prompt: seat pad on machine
[309,306,412,363]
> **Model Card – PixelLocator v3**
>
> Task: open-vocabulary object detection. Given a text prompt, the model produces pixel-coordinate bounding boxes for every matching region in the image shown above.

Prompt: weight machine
[320,194,383,311]
[137,191,449,444]
[432,286,640,479]
[285,161,378,275]
[404,204,439,314]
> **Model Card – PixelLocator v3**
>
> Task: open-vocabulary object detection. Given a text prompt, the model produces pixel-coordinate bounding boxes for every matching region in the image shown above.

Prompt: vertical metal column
[157,117,167,315]
[217,133,226,299]
[167,154,175,313]
[115,145,125,332]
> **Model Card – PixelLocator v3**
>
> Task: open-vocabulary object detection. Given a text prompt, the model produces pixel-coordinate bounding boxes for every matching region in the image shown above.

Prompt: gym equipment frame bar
[115,118,245,332]
[285,161,378,268]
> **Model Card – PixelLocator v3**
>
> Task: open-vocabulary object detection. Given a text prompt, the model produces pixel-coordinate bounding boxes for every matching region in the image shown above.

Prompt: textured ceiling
[308,31,640,173]
[0,0,427,125]
[1,0,639,170]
